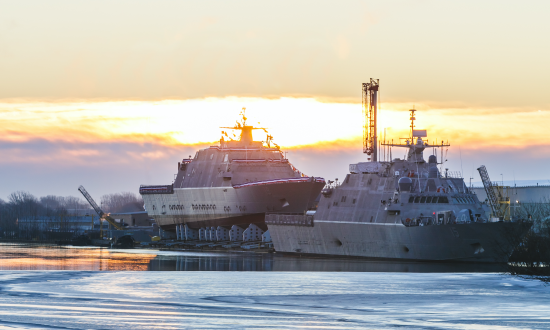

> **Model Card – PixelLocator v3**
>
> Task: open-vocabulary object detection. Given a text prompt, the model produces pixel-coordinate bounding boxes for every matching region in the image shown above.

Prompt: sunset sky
[1,0,549,199]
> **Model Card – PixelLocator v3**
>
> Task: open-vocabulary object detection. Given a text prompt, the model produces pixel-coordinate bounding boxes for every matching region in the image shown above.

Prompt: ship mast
[220,107,272,148]
[362,79,379,162]
[410,108,416,142]
[381,109,450,163]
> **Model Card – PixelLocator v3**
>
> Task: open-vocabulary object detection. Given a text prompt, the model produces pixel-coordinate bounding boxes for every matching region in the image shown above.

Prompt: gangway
[78,185,125,234]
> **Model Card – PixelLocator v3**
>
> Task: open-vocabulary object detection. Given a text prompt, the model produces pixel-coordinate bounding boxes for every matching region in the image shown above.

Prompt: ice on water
[0,271,549,329]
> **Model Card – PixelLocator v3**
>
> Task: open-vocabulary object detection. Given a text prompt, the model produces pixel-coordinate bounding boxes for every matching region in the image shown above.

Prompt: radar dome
[398,177,413,192]
[428,155,437,165]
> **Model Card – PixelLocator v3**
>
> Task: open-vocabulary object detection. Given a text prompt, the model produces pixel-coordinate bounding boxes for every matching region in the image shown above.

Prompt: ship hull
[142,180,324,230]
[268,220,531,263]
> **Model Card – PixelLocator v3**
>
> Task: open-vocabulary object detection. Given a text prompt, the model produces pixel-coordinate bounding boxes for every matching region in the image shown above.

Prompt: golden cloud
[0,98,547,154]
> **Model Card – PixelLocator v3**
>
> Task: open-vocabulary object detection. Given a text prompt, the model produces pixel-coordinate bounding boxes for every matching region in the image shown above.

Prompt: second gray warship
[140,109,325,241]
[266,80,530,262]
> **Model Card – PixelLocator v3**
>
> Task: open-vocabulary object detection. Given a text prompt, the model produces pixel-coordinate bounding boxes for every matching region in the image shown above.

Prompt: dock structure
[143,222,274,252]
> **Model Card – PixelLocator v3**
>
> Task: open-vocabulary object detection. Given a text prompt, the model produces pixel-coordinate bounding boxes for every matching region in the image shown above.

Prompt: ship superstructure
[140,108,325,241]
[266,81,530,262]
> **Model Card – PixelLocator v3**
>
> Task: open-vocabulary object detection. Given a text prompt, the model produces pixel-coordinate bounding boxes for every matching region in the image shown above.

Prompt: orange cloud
[0,98,548,155]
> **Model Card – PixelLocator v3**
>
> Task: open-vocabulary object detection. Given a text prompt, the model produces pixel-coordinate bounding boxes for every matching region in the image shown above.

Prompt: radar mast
[362,79,379,162]
[220,107,274,148]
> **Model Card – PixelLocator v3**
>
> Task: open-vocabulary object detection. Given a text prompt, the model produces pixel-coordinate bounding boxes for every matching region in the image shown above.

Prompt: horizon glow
[1,0,550,199]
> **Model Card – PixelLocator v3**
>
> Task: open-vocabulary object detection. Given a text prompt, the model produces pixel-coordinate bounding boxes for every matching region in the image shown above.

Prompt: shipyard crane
[78,185,124,237]
[362,79,379,162]
[477,166,510,220]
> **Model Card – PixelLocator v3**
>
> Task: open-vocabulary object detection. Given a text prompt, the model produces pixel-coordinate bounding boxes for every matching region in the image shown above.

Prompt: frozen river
[0,244,549,329]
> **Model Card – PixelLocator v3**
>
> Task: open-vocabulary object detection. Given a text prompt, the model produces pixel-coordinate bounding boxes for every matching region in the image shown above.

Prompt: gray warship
[140,109,325,241]
[266,79,530,262]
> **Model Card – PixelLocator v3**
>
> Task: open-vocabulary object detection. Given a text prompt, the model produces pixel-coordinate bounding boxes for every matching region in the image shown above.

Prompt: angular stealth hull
[268,218,531,263]
[143,178,324,231]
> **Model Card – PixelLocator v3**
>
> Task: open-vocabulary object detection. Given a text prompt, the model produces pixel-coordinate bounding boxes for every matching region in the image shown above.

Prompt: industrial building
[472,185,550,204]
[109,211,155,227]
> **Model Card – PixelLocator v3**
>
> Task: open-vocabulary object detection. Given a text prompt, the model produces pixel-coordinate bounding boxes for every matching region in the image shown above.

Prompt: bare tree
[515,199,550,233]
[0,192,93,241]
[40,195,90,212]
[509,199,550,281]
[8,191,41,218]
[100,192,144,213]
[39,195,64,209]
[63,196,90,211]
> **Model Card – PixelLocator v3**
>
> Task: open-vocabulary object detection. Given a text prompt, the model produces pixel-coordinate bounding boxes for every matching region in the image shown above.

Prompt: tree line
[100,192,144,214]
[509,199,550,280]
[0,191,144,241]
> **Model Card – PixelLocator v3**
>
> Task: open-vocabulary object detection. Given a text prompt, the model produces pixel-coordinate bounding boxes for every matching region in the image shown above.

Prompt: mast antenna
[362,78,379,162]
[409,107,416,141]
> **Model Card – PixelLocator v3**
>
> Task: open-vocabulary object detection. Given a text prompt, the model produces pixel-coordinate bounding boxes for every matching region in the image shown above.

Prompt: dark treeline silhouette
[509,199,550,280]
[0,190,144,242]
[0,191,91,241]
[100,192,144,213]
[40,195,90,212]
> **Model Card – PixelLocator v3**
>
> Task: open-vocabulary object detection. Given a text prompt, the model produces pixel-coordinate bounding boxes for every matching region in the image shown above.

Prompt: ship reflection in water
[0,243,156,271]
[149,252,508,272]
[1,243,508,272]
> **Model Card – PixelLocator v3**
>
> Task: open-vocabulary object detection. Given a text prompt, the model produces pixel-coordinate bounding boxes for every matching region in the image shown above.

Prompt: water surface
[1,243,548,329]
[0,243,509,272]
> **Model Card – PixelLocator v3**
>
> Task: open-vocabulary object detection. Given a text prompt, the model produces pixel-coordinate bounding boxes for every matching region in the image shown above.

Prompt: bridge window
[414,196,421,203]
[420,197,426,203]
[409,196,414,203]
[438,196,449,203]
[426,196,432,203]
[432,197,438,203]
